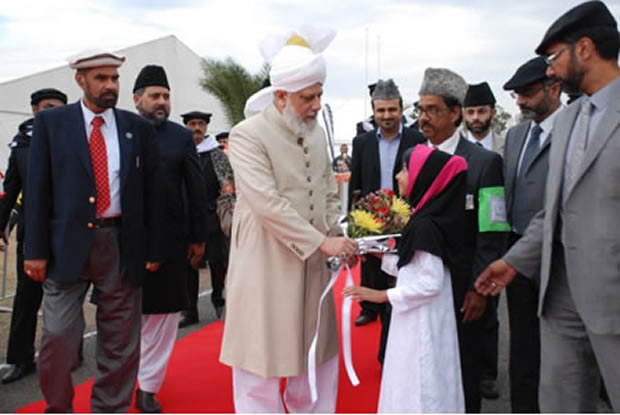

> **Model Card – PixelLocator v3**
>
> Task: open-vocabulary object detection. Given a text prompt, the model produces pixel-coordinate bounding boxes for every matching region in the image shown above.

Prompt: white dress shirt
[466,130,493,151]
[80,100,121,217]
[516,107,562,176]
[426,129,461,155]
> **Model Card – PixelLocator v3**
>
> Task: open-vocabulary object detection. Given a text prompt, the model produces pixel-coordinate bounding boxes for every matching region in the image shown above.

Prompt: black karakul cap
[504,57,550,90]
[216,132,229,140]
[464,82,496,107]
[181,111,212,124]
[133,65,170,93]
[535,1,618,55]
[30,88,67,106]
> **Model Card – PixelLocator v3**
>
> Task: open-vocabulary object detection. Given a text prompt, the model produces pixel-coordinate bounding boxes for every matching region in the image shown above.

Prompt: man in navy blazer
[24,50,164,413]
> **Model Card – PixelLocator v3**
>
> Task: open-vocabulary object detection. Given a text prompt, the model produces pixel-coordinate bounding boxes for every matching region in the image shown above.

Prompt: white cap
[67,49,126,70]
[243,26,335,118]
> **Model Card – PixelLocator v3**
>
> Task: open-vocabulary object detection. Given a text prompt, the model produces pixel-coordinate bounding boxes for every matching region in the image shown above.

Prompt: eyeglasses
[544,45,570,65]
[509,85,545,99]
[413,105,447,118]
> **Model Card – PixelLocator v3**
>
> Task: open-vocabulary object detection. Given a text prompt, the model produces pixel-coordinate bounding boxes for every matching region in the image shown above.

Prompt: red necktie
[89,116,111,216]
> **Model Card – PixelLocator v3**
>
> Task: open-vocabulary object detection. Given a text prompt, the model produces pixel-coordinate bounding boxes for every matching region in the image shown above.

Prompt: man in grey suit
[476,1,620,412]
[502,56,562,413]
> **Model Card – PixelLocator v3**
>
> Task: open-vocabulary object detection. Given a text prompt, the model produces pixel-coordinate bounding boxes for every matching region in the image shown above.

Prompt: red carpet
[17,264,382,413]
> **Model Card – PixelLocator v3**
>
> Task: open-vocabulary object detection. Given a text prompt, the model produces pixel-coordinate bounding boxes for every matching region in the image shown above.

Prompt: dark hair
[564,26,620,60]
[441,96,463,127]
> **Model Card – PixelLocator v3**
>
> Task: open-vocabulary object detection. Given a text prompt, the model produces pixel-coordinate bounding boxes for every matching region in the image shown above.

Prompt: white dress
[377,250,464,413]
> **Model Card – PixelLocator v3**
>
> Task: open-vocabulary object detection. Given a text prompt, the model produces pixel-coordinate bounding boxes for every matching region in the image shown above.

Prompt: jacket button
[89,196,96,204]
[310,204,314,211]
[87,222,95,229]
[303,147,309,154]
[310,219,314,225]
[306,161,310,168]
[309,190,313,196]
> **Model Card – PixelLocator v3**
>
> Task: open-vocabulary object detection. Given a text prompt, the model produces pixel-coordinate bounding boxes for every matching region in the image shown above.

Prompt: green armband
[478,186,510,232]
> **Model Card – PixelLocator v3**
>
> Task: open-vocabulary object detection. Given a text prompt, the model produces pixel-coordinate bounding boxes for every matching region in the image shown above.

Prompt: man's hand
[187,243,206,269]
[319,236,358,257]
[24,259,47,282]
[145,262,161,272]
[461,290,487,323]
[0,232,8,252]
[475,259,517,296]
[343,284,388,304]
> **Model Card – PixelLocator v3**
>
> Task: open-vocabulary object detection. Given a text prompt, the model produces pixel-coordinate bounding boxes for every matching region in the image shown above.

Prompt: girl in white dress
[345,144,467,413]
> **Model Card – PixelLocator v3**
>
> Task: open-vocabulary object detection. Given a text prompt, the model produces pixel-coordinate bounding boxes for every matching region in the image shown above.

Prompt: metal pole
[364,27,369,118]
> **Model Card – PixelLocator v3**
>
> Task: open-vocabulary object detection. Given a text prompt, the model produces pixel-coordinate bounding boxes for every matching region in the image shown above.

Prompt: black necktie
[519,124,542,178]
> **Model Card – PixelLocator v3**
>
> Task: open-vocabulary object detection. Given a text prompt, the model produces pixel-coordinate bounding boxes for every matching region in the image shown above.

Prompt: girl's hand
[343,285,388,304]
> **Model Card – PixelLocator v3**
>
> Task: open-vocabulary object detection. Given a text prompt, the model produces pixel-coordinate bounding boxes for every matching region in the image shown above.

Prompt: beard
[282,102,318,137]
[465,118,492,136]
[520,95,554,121]
[563,48,585,93]
[138,104,170,127]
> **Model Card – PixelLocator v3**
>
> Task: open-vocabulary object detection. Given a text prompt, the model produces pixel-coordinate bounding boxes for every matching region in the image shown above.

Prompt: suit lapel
[67,102,94,181]
[574,98,620,189]
[114,109,134,194]
[506,123,529,190]
[548,103,580,212]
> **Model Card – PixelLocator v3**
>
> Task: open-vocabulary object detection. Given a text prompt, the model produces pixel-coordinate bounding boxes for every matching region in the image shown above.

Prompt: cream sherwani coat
[220,104,341,378]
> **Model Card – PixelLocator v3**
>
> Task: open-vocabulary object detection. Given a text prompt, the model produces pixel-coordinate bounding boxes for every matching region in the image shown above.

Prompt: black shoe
[178,312,198,328]
[1,362,36,384]
[354,313,377,326]
[135,389,162,413]
[215,305,225,319]
[480,379,499,399]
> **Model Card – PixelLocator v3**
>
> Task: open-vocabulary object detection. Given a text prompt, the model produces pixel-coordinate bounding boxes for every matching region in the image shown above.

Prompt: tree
[492,104,512,136]
[200,57,269,126]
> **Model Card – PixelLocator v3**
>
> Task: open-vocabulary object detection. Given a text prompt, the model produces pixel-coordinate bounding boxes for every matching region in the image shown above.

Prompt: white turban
[244,26,336,118]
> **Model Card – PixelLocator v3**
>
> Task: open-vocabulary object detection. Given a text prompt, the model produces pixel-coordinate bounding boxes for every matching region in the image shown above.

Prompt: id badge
[465,194,475,210]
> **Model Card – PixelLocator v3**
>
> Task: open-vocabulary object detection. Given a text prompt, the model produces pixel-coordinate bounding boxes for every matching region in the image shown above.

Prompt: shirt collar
[376,123,403,141]
[589,74,620,112]
[466,129,493,149]
[427,129,460,155]
[80,99,114,128]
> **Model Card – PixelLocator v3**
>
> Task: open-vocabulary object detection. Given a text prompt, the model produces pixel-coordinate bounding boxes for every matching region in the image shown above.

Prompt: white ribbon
[308,263,359,403]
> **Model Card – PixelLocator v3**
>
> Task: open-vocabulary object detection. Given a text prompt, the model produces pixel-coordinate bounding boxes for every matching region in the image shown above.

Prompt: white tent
[0,35,229,170]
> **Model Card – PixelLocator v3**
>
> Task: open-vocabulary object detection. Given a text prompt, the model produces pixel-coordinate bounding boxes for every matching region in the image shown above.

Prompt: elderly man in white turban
[219,27,358,413]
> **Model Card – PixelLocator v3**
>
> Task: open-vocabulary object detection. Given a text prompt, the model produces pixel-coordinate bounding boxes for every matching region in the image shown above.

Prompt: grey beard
[282,102,317,137]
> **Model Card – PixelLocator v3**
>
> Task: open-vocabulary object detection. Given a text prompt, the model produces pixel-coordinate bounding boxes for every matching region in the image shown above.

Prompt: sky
[1,0,619,141]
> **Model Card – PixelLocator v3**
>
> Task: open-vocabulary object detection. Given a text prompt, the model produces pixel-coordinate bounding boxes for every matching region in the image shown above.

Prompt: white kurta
[378,251,464,413]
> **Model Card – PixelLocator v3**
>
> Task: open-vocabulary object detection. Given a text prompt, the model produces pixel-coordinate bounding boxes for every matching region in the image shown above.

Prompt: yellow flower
[391,196,412,221]
[350,210,383,234]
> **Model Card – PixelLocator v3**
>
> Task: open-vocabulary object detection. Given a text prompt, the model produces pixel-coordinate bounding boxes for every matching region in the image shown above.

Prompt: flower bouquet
[328,189,412,271]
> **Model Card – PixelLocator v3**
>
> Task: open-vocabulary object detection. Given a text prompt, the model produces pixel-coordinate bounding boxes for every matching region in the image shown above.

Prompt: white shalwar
[138,312,180,393]
[378,251,464,413]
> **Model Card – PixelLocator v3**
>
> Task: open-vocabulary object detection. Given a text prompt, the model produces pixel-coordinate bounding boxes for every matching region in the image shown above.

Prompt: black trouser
[506,232,540,413]
[185,257,227,314]
[480,295,499,383]
[6,241,43,365]
[457,313,484,412]
[359,255,390,318]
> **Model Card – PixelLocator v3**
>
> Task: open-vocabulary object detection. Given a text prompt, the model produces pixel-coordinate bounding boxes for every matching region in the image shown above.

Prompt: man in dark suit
[0,88,67,384]
[132,65,207,413]
[477,1,620,411]
[181,111,233,326]
[24,50,164,413]
[416,67,508,413]
[349,79,424,363]
[502,56,562,413]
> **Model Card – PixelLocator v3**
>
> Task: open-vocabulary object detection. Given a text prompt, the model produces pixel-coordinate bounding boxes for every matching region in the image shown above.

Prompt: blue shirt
[376,124,402,190]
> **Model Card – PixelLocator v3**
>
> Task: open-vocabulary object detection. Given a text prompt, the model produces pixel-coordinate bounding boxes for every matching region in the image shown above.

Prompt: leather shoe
[2,362,36,384]
[354,313,377,326]
[135,389,162,413]
[178,312,198,328]
[480,379,499,399]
